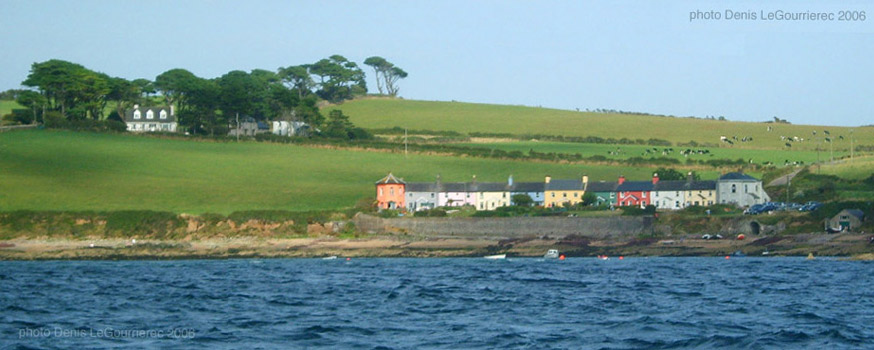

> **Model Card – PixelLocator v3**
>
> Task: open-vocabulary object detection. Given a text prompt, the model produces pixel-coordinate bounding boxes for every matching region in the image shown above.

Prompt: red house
[615,175,654,208]
[375,173,405,210]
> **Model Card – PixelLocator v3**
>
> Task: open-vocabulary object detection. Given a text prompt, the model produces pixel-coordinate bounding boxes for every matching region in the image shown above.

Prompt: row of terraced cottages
[375,172,770,212]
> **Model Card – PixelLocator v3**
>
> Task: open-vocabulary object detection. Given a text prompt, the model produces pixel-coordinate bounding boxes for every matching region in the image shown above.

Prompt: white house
[125,105,177,132]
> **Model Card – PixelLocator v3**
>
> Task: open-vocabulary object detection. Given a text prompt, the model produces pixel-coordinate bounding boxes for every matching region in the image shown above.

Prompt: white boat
[321,256,338,260]
[484,254,507,259]
[544,249,560,259]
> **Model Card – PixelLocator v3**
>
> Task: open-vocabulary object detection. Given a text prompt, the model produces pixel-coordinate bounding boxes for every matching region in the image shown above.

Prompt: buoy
[559,254,566,260]
[619,256,624,260]
[725,255,730,259]
[806,253,815,260]
[346,257,351,261]
[737,234,745,240]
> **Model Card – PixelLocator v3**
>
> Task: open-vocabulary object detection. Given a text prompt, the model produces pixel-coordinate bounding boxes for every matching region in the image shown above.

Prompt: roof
[546,179,583,191]
[375,173,405,185]
[652,180,686,192]
[837,209,866,220]
[510,182,545,193]
[477,182,508,192]
[616,181,653,192]
[407,182,438,192]
[719,172,759,181]
[586,181,618,192]
[124,106,176,122]
[685,180,717,191]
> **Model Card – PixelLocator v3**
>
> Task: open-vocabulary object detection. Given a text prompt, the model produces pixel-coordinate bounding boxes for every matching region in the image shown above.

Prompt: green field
[819,155,874,180]
[452,140,848,166]
[326,99,874,151]
[0,130,703,213]
[0,100,23,119]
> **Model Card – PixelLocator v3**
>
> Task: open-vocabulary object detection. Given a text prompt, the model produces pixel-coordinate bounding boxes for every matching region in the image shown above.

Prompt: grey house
[509,181,545,206]
[826,209,866,232]
[229,117,270,137]
[125,105,177,132]
[717,172,770,207]
[405,182,440,212]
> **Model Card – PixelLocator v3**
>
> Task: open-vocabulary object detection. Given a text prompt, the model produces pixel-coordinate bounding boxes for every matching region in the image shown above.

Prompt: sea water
[3,258,873,349]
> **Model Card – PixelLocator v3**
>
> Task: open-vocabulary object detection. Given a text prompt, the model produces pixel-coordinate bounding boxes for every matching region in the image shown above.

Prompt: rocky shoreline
[2,233,872,260]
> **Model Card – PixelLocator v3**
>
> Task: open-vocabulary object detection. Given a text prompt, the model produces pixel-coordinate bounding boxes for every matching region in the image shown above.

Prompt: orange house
[375,173,406,210]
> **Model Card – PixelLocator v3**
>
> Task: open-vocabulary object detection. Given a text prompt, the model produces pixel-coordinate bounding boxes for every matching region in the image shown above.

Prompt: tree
[511,194,534,207]
[15,90,47,124]
[309,55,367,102]
[132,78,156,100]
[364,56,407,96]
[324,110,353,138]
[654,168,698,181]
[106,77,141,122]
[22,59,101,117]
[278,65,314,99]
[581,192,597,206]
[154,68,198,110]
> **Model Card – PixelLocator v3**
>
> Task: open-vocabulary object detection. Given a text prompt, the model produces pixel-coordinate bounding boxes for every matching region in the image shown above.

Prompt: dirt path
[768,168,803,187]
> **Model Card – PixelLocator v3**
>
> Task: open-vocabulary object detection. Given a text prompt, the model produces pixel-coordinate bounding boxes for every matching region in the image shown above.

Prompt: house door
[840,221,851,230]
[388,201,396,209]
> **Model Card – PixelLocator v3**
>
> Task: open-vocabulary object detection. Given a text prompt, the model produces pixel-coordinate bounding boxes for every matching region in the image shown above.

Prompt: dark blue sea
[2,257,874,349]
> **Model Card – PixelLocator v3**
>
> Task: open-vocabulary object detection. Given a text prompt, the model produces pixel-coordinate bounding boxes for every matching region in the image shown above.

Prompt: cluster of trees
[12,56,407,136]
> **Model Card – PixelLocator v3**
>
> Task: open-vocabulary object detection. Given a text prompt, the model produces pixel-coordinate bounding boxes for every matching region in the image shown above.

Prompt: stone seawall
[353,214,654,239]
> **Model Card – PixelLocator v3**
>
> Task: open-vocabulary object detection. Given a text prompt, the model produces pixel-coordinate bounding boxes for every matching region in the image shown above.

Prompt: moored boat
[484,254,507,259]
[544,249,560,259]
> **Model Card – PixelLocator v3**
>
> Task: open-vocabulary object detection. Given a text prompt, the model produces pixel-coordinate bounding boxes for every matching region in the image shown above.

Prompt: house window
[675,201,680,208]
[676,191,680,196]
[731,184,736,193]
[409,193,412,197]
[552,193,555,197]
[502,193,506,198]
[744,184,748,192]
[562,193,567,198]
[149,124,156,131]
[642,192,647,198]
[379,188,383,196]
[133,111,141,119]
[146,110,154,119]
[390,188,394,196]
[430,193,434,198]
[160,110,168,119]
[574,193,578,197]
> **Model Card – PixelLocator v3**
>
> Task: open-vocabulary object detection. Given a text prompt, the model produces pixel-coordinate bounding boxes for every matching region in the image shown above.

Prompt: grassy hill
[0,100,23,119]
[0,130,698,214]
[325,99,874,151]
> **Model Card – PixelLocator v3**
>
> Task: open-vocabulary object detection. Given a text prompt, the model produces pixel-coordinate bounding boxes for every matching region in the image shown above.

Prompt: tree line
[8,56,406,135]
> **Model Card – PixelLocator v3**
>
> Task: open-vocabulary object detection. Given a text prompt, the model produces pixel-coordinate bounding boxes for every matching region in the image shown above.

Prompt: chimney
[687,172,694,182]
[618,175,626,185]
[508,175,514,186]
[582,175,589,185]
[472,174,477,184]
[545,175,552,184]
[170,104,175,116]
[652,173,659,184]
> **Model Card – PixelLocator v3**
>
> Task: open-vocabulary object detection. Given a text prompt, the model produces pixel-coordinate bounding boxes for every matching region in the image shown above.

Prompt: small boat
[484,254,507,259]
[731,250,746,257]
[544,249,560,259]
[807,253,815,260]
[321,256,338,260]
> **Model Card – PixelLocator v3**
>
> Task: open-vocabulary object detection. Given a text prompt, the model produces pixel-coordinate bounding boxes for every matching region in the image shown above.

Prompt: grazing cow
[785,142,792,148]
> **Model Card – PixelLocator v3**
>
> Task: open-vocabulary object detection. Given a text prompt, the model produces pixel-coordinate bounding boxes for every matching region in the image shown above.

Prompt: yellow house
[684,180,717,206]
[544,175,588,208]
[476,182,511,210]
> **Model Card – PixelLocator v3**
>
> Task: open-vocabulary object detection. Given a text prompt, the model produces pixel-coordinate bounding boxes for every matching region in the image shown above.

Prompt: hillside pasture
[325,99,874,151]
[451,140,849,167]
[0,130,704,214]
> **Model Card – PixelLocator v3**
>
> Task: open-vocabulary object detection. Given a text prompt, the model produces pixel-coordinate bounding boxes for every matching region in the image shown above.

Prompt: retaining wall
[354,214,654,239]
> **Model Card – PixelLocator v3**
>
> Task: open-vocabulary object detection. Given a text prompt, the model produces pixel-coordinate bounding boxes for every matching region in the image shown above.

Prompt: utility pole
[235,113,240,142]
[851,129,854,163]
